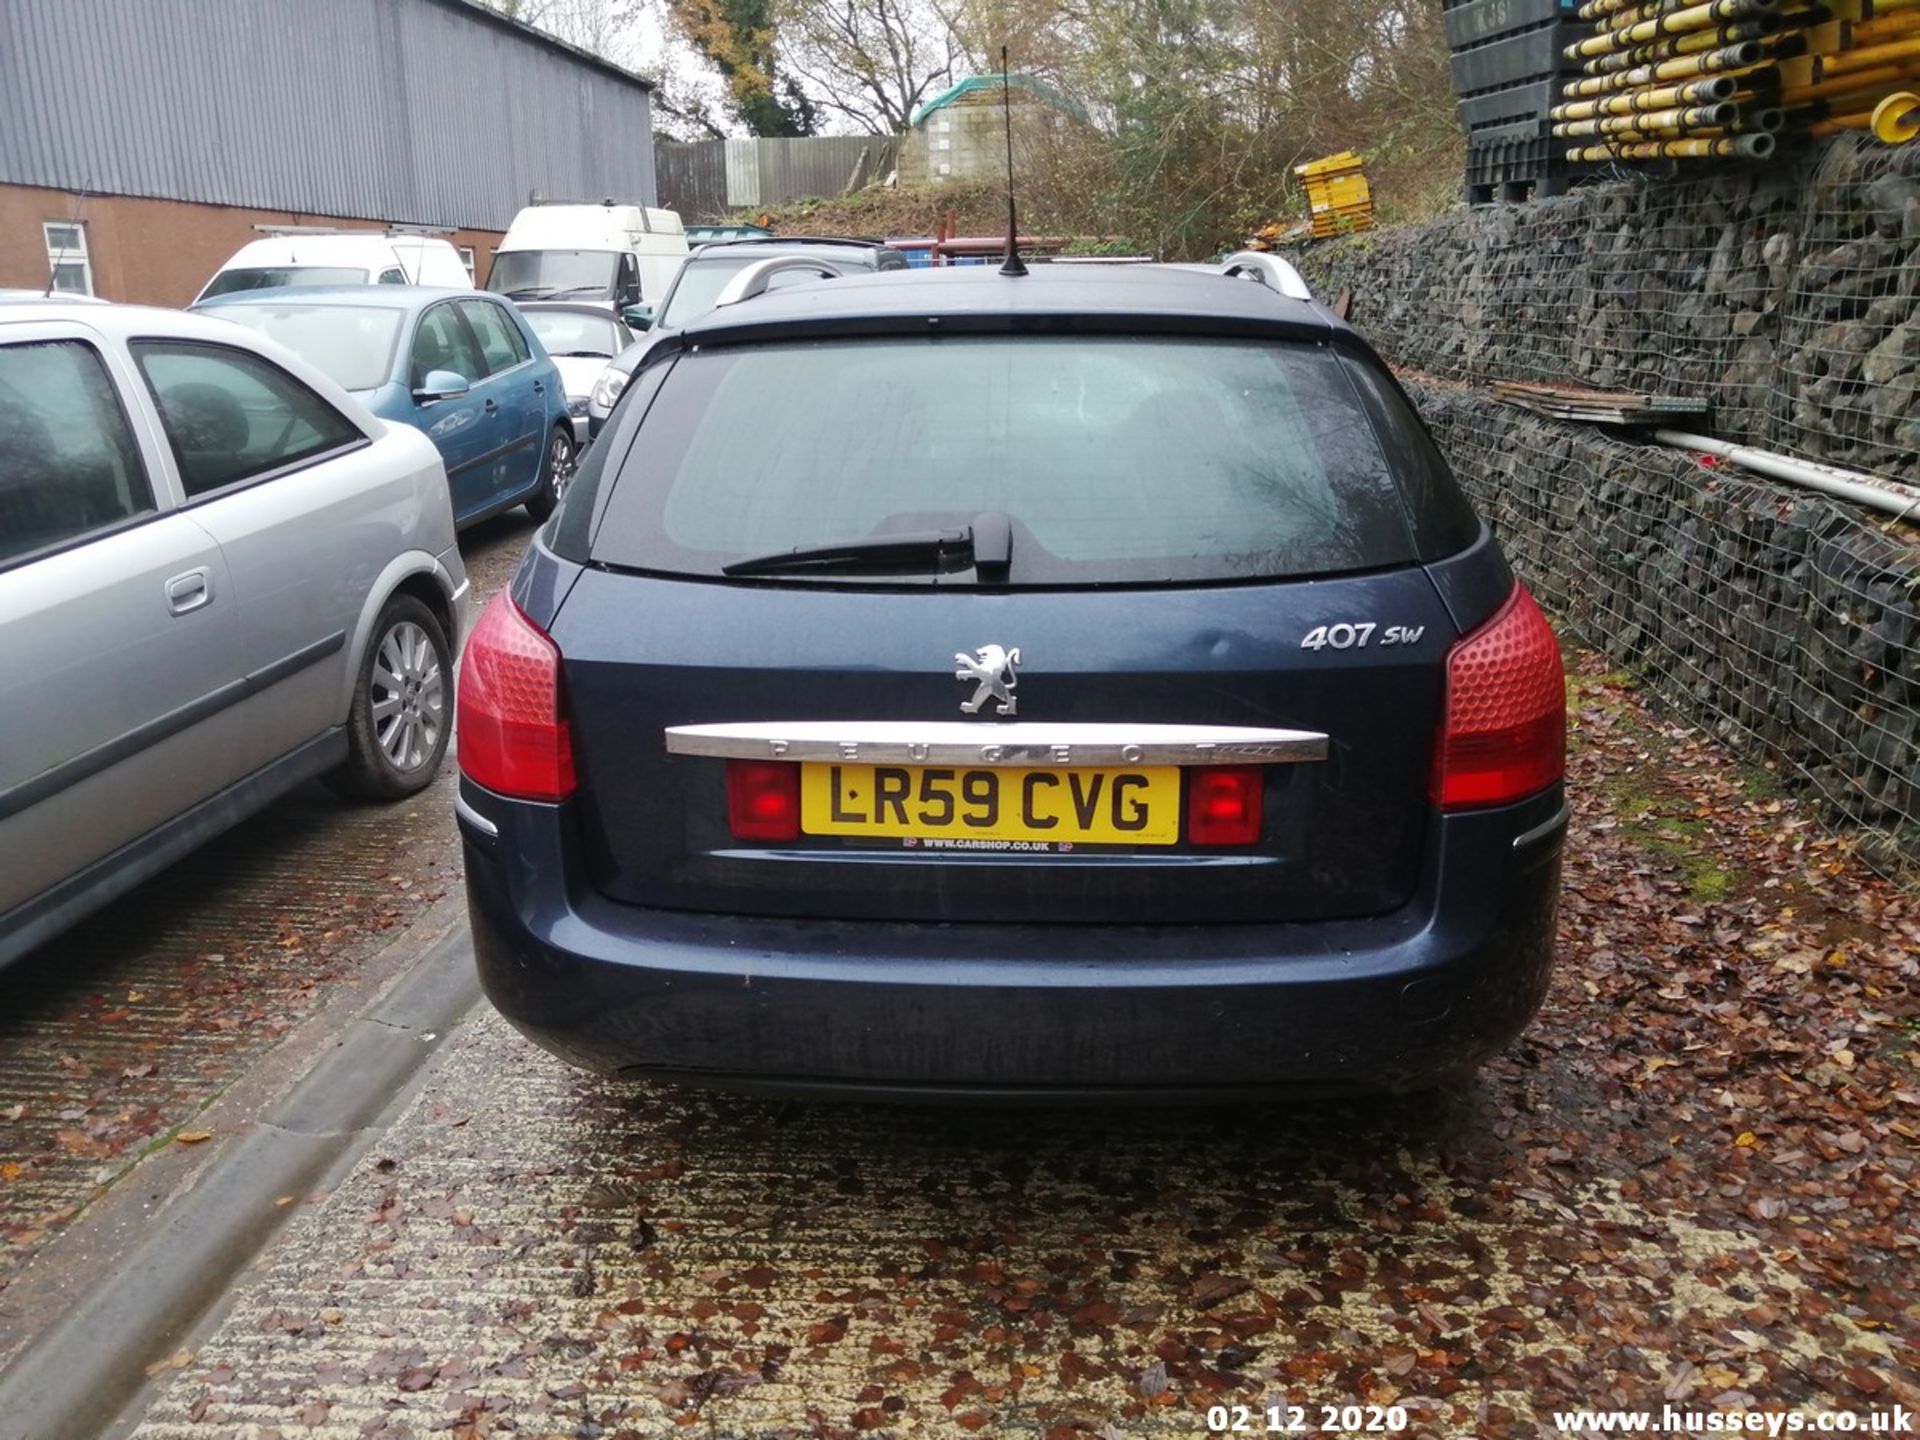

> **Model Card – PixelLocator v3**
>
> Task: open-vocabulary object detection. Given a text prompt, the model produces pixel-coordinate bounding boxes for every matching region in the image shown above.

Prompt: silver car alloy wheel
[369,619,444,773]
[549,430,575,500]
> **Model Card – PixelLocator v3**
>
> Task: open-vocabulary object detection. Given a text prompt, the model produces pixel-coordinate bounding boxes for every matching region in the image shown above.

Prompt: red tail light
[727,760,800,840]
[1188,766,1264,846]
[456,592,575,801]
[1430,582,1565,811]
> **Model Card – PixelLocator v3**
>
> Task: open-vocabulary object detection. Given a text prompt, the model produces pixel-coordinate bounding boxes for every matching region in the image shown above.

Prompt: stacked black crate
[1447,0,1595,202]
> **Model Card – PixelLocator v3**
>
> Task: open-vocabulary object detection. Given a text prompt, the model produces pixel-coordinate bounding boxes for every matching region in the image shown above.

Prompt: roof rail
[250,223,456,238]
[713,255,852,308]
[1218,250,1313,302]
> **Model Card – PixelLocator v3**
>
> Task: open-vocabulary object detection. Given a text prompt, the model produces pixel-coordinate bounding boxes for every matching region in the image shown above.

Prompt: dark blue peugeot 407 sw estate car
[454,254,1568,1099]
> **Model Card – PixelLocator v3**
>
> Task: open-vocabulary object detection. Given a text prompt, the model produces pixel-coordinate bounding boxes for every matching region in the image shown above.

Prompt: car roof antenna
[998,46,1027,278]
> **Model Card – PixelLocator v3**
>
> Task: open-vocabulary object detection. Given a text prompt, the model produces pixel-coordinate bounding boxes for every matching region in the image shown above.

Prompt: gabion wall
[1292,143,1920,870]
[1419,385,1920,871]
[1301,137,1920,484]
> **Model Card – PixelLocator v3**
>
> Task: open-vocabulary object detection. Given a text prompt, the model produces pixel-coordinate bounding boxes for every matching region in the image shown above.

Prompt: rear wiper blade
[722,528,972,577]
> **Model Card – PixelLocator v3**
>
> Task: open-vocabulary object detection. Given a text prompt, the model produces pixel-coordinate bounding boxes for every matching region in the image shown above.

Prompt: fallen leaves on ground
[128,649,1918,1440]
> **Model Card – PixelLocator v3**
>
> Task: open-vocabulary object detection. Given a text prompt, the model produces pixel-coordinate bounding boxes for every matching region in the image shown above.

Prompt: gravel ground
[0,514,534,1312]
[125,648,1918,1439]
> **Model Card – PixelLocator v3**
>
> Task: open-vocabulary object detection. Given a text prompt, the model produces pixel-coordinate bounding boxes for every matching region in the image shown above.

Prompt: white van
[485,203,688,313]
[196,232,471,302]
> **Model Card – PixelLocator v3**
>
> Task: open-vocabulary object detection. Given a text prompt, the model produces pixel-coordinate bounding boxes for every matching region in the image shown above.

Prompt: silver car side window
[131,341,362,500]
[0,339,154,568]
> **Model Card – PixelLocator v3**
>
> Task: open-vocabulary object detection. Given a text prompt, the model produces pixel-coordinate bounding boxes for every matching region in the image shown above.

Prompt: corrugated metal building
[0,0,657,304]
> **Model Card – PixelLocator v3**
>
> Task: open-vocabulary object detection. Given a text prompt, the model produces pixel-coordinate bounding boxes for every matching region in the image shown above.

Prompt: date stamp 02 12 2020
[1205,1403,1411,1435]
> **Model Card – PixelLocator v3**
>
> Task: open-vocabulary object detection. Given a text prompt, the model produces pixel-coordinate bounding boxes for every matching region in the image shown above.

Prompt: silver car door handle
[166,567,213,616]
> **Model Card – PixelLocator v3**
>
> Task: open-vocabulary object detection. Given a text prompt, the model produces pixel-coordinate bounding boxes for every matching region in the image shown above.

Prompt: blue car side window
[410,305,485,390]
[459,300,528,375]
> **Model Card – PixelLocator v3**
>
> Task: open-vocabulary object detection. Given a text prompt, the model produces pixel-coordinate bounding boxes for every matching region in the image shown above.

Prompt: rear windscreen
[203,303,404,392]
[588,336,1423,586]
[200,267,368,298]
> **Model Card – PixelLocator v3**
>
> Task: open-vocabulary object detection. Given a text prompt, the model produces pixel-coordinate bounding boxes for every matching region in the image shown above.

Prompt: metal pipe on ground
[1654,430,1920,517]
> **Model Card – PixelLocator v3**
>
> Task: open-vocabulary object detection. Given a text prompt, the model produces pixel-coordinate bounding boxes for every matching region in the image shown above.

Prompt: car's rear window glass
[202,302,404,392]
[1338,354,1481,559]
[526,309,624,358]
[199,267,368,298]
[589,336,1419,585]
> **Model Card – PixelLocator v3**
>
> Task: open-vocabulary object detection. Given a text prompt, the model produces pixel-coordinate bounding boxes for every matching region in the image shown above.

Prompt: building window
[458,246,476,280]
[43,221,93,295]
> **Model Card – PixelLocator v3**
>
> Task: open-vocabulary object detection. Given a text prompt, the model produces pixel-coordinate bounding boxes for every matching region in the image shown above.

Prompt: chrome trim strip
[454,794,499,838]
[1512,797,1572,849]
[664,721,1328,767]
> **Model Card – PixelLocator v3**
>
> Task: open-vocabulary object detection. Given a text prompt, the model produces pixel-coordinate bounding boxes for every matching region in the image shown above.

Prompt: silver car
[0,301,471,967]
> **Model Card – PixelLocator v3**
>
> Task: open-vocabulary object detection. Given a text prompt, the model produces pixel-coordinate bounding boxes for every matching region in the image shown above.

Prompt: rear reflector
[1187,766,1263,846]
[456,592,575,801]
[1430,581,1566,811]
[727,760,800,841]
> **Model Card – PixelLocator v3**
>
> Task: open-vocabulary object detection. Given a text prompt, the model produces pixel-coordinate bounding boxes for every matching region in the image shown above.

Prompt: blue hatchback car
[197,287,575,526]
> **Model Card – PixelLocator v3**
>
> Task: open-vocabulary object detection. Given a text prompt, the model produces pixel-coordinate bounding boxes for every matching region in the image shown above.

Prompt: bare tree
[483,0,632,56]
[775,0,962,133]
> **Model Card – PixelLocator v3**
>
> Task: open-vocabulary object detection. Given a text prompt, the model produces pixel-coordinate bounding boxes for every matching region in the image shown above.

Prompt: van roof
[498,204,687,251]
[219,234,413,268]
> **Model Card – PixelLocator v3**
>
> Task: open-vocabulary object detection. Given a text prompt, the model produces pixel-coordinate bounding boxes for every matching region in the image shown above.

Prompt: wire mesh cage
[1296,139,1920,871]
[1305,135,1920,485]
[1422,388,1920,872]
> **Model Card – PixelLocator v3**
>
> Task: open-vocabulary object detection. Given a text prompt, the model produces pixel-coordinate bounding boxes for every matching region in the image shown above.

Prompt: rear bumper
[458,786,1565,1097]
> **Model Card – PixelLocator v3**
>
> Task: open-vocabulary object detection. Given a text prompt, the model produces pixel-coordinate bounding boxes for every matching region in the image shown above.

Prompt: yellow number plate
[799,764,1180,845]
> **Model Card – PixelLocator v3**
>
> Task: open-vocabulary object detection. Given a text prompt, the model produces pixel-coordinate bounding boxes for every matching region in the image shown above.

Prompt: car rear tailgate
[551,567,1455,925]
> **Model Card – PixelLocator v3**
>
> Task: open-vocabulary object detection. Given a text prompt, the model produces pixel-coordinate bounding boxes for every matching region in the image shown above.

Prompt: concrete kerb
[0,916,483,1440]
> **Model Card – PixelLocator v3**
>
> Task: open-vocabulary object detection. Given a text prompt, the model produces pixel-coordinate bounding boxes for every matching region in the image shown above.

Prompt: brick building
[0,0,657,306]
